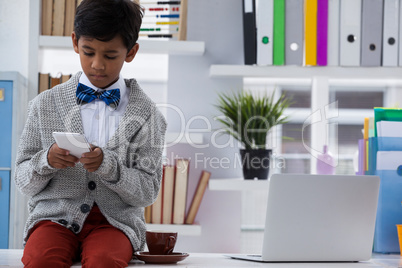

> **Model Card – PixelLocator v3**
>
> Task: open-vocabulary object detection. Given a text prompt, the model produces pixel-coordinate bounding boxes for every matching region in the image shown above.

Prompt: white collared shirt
[78,73,129,147]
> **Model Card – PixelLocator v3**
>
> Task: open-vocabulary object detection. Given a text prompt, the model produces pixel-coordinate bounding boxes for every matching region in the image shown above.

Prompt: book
[356,139,365,175]
[50,74,62,88]
[374,108,402,137]
[61,74,71,83]
[399,1,402,66]
[305,0,317,66]
[383,0,399,67]
[361,0,384,66]
[52,0,66,36]
[285,0,303,66]
[38,73,50,94]
[376,121,402,138]
[185,170,211,225]
[273,0,285,66]
[339,0,362,66]
[172,158,190,224]
[316,0,328,66]
[364,117,369,172]
[377,151,402,170]
[151,179,163,224]
[256,0,274,65]
[162,165,175,224]
[64,0,76,36]
[144,205,152,223]
[242,0,257,65]
[327,0,340,66]
[41,0,53,35]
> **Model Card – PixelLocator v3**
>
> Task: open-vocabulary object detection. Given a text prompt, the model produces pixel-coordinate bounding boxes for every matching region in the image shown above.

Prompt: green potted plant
[215,90,291,180]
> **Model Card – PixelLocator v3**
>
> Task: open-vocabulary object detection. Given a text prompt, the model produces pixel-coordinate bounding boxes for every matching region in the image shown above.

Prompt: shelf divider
[146,223,201,236]
[209,64,402,84]
[39,36,205,55]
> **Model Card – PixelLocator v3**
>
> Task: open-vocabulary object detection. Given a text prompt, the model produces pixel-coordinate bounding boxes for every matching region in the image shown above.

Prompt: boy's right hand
[48,143,80,169]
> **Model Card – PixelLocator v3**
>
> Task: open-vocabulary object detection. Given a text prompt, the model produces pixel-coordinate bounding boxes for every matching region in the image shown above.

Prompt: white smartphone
[52,132,91,158]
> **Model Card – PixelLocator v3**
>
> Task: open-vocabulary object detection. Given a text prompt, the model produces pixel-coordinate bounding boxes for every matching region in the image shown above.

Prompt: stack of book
[41,0,187,40]
[41,0,81,36]
[38,72,72,94]
[244,0,398,67]
[145,159,211,225]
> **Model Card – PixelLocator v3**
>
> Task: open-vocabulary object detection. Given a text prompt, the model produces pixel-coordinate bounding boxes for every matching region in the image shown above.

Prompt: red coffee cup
[146,230,177,255]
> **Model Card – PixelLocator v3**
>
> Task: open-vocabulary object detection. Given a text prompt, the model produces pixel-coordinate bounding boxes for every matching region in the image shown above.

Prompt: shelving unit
[146,223,201,236]
[209,64,402,174]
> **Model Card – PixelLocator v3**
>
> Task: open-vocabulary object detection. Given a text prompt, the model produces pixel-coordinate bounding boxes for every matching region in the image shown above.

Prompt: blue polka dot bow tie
[76,83,120,109]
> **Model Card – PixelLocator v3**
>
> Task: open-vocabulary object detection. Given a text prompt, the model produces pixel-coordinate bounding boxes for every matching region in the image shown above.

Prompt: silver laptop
[227,174,380,262]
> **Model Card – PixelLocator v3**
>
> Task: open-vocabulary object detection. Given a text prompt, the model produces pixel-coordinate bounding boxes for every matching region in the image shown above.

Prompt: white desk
[1,250,402,267]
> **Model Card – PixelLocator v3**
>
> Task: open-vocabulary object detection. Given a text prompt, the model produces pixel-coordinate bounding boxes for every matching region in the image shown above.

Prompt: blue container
[370,137,402,253]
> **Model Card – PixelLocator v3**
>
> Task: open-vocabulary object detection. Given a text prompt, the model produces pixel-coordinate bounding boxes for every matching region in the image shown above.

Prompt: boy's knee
[82,252,129,268]
[22,253,72,268]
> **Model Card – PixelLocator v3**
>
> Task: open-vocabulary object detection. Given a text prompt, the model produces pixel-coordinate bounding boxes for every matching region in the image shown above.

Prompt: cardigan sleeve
[14,98,58,197]
[93,107,167,207]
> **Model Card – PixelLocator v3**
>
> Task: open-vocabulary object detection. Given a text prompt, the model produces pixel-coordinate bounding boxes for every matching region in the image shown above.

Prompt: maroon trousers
[22,204,134,268]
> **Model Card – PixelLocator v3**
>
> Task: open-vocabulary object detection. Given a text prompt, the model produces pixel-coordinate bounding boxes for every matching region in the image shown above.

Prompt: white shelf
[209,64,402,85]
[138,39,205,55]
[208,178,270,191]
[39,35,205,55]
[146,223,201,236]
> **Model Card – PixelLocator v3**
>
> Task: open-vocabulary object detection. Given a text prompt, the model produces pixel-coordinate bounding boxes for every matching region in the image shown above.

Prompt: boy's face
[72,33,139,89]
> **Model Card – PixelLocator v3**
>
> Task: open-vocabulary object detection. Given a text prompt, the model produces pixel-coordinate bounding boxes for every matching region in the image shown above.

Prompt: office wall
[0,0,29,78]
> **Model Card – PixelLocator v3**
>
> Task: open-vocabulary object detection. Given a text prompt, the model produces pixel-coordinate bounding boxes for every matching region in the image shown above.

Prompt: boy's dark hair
[74,0,143,51]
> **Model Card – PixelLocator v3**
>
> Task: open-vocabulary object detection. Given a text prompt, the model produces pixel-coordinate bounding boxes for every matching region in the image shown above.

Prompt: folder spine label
[361,0,384,66]
[257,0,274,65]
[317,0,328,66]
[340,0,362,66]
[242,0,257,65]
[285,0,304,65]
[273,0,285,66]
[327,0,340,66]
[305,0,318,66]
[382,0,399,66]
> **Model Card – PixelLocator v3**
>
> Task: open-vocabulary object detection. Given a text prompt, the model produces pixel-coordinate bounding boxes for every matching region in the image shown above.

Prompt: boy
[14,0,167,267]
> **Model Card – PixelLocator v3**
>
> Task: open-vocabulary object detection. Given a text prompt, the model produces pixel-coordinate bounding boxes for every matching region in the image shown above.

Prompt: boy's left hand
[79,145,103,172]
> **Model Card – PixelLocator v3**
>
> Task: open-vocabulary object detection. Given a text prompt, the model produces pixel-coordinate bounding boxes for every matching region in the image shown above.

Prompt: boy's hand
[48,143,79,169]
[79,145,104,172]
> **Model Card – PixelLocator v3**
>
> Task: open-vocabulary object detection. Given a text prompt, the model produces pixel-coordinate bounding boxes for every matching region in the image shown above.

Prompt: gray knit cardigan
[14,72,167,251]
